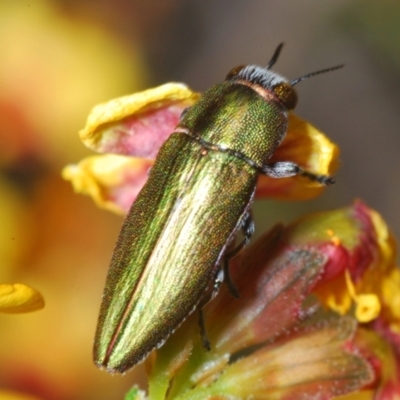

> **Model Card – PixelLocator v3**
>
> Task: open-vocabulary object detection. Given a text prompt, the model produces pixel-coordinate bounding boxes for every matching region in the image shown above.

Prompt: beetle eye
[226,65,245,80]
[272,82,298,110]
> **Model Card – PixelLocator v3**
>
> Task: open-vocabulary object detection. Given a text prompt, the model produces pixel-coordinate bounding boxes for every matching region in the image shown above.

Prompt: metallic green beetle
[93,44,341,373]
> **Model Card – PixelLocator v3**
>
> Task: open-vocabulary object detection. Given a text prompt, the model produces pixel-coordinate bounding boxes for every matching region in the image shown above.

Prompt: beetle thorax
[235,66,288,90]
[228,65,298,111]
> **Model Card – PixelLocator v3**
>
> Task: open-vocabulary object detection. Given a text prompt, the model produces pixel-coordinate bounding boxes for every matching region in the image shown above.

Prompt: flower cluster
[64,83,400,399]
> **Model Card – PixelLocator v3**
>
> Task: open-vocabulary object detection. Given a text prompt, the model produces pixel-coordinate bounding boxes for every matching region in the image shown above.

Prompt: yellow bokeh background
[0,1,148,399]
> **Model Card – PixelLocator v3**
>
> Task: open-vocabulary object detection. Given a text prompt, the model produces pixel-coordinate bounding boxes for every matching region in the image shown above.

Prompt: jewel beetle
[93,43,343,373]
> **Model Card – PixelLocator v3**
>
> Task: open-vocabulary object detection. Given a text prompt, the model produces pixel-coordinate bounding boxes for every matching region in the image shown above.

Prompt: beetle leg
[196,269,224,350]
[198,309,211,351]
[261,161,335,186]
[224,211,255,298]
[198,268,224,309]
[197,211,254,349]
[196,213,254,350]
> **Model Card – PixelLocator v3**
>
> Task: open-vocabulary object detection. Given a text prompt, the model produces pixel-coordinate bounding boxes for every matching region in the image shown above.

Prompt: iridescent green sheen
[180,82,287,166]
[94,78,289,373]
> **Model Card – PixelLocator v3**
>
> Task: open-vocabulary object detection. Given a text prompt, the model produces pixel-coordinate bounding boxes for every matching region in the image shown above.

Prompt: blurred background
[0,0,399,399]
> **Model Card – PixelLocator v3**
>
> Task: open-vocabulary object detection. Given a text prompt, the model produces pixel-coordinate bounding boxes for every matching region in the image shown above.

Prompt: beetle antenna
[290,64,344,86]
[266,43,284,69]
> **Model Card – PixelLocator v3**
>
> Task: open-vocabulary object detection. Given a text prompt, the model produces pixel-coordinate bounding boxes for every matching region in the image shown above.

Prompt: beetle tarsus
[224,258,240,299]
[299,170,335,186]
[223,212,255,298]
[198,309,211,351]
[261,161,335,186]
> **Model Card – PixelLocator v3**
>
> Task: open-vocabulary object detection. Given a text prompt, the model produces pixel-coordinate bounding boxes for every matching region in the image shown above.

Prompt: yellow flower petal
[383,268,400,319]
[62,154,153,214]
[79,83,200,155]
[285,113,340,181]
[369,207,397,271]
[0,284,44,313]
[381,267,400,333]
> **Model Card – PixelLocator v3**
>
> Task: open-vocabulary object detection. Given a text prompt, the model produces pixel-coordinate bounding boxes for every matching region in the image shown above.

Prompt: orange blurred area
[0,0,149,399]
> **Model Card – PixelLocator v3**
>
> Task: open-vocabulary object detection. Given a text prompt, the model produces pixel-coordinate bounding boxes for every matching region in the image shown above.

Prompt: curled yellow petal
[0,284,44,313]
[369,207,397,271]
[345,270,381,323]
[62,154,153,214]
[355,294,381,322]
[381,267,400,334]
[383,268,400,319]
[284,113,340,182]
[79,83,200,155]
